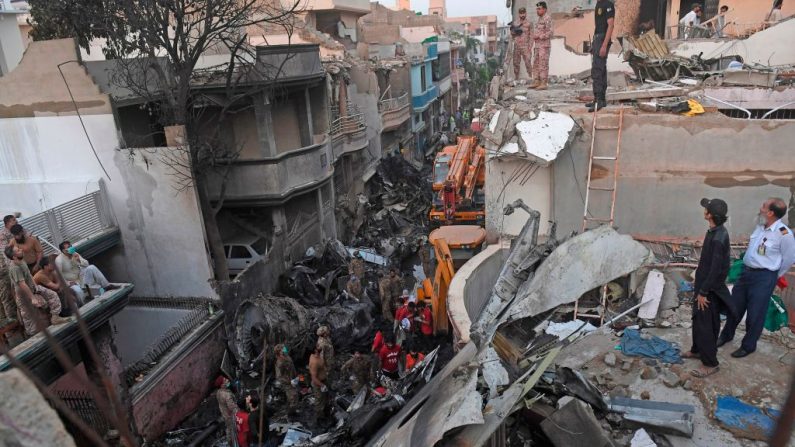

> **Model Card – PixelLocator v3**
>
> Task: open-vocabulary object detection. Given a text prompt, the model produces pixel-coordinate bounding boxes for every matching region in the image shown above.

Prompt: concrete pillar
[304,88,314,140]
[254,93,277,157]
[297,89,312,147]
[271,207,291,266]
[316,188,326,241]
[79,322,138,439]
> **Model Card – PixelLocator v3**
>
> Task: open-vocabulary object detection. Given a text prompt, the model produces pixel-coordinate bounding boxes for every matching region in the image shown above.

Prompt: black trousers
[689,291,722,367]
[591,34,610,102]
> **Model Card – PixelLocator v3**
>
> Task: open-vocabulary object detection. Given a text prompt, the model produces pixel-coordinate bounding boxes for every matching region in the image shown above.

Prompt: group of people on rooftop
[0,214,117,338]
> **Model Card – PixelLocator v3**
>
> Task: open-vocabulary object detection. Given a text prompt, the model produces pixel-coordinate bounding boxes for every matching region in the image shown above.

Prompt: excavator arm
[463,146,485,204]
[431,237,455,335]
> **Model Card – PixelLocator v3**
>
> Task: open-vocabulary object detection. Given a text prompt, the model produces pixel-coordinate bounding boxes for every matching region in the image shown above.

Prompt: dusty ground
[555,307,795,447]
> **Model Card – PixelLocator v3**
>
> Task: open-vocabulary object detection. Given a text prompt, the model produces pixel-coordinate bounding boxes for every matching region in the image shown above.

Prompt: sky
[374,0,512,23]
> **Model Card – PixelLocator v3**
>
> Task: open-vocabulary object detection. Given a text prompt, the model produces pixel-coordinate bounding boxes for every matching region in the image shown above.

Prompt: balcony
[426,42,438,60]
[412,85,438,112]
[436,76,452,95]
[254,44,325,85]
[379,93,411,132]
[207,138,332,206]
[305,0,370,13]
[330,102,367,161]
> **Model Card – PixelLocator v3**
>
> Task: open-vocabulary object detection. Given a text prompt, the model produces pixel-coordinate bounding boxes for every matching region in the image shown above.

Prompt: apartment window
[420,65,427,92]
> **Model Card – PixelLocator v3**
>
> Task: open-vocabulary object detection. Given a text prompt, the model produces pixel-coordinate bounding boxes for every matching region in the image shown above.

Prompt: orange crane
[429,136,486,226]
[416,225,486,334]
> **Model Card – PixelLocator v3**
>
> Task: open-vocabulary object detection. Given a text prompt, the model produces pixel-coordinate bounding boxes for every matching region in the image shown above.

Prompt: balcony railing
[330,101,366,138]
[379,93,409,113]
[412,85,438,110]
[20,184,119,258]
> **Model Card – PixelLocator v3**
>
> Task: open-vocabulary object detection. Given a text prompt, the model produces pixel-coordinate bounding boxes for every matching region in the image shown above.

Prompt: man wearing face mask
[718,198,795,358]
[55,240,118,295]
[511,7,534,81]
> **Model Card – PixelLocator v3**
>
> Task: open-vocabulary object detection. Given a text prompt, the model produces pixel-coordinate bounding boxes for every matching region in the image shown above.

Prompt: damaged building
[0,0,794,446]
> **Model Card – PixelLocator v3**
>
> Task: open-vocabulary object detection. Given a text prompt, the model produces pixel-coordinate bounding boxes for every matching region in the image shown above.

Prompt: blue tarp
[619,329,683,364]
[714,395,781,440]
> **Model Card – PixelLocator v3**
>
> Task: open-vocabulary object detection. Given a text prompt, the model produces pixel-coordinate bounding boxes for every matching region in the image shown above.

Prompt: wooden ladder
[574,108,625,324]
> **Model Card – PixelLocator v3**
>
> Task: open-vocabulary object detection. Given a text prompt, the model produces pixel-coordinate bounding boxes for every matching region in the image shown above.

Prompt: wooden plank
[607,87,686,101]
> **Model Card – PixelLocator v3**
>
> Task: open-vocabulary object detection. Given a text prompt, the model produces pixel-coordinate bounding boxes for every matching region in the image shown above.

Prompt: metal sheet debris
[714,395,782,441]
[609,397,695,438]
[541,399,615,447]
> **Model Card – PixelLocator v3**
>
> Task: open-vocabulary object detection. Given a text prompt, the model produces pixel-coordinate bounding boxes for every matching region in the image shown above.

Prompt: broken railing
[20,183,119,258]
[330,101,366,138]
[378,93,409,113]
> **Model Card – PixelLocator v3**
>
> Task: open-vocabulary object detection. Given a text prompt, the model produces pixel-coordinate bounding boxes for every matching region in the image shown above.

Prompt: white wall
[0,114,217,299]
[484,155,552,239]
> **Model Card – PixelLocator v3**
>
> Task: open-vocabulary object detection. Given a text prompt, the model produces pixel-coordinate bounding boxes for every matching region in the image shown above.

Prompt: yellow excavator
[429,136,486,226]
[417,225,486,334]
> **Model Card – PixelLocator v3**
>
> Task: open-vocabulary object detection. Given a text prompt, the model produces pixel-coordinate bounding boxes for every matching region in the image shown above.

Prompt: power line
[57,60,112,181]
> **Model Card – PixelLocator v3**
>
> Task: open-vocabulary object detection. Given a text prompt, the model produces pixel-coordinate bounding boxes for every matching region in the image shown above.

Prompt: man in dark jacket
[684,198,732,377]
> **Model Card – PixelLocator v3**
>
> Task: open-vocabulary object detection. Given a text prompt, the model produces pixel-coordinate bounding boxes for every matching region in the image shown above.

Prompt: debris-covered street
[1,1,795,447]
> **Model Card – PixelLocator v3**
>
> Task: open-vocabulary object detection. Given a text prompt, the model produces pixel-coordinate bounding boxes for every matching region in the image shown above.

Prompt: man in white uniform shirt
[718,198,795,358]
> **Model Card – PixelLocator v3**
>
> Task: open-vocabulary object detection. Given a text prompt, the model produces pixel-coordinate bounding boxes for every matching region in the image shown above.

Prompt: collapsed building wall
[555,110,795,240]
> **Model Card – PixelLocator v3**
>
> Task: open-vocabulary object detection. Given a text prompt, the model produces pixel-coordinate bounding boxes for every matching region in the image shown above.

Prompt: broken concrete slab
[515,111,576,166]
[0,369,76,446]
[480,346,510,398]
[638,270,665,320]
[541,399,615,447]
[606,87,687,102]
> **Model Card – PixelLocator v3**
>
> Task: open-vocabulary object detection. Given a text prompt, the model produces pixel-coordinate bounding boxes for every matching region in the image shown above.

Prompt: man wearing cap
[683,198,732,378]
[530,2,553,90]
[213,375,237,446]
[719,198,795,358]
[511,7,534,81]
[275,344,299,415]
[587,0,615,112]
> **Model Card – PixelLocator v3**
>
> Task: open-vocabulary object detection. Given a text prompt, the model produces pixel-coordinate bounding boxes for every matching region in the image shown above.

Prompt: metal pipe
[703,94,752,119]
[761,101,795,119]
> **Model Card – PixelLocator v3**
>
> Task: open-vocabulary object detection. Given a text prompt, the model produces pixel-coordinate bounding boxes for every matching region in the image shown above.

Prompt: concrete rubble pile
[369,201,662,447]
[478,97,577,166]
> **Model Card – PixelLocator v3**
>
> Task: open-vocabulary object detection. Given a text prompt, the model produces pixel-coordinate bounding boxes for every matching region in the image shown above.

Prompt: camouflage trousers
[533,45,551,82]
[18,285,61,336]
[513,41,533,79]
[0,262,17,322]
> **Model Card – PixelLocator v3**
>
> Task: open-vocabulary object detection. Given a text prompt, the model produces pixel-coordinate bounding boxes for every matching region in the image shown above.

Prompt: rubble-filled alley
[1,1,795,447]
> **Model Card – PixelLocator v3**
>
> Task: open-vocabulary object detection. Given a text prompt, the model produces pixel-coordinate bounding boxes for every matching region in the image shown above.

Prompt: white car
[223,236,270,276]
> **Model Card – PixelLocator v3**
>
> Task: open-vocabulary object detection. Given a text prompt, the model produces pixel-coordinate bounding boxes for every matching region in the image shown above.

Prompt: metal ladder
[574,108,624,324]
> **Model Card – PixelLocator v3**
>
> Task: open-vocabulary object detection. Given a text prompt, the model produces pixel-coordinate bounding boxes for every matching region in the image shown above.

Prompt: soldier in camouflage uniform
[531,2,553,90]
[387,269,403,312]
[378,273,393,323]
[316,326,335,379]
[512,7,534,81]
[274,344,299,414]
[0,215,20,322]
[342,351,373,395]
[349,252,366,284]
[346,275,363,301]
[213,375,237,446]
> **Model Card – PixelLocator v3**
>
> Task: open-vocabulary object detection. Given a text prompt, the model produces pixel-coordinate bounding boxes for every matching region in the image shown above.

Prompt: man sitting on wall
[9,224,43,273]
[34,256,85,309]
[5,245,69,336]
[55,241,118,295]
